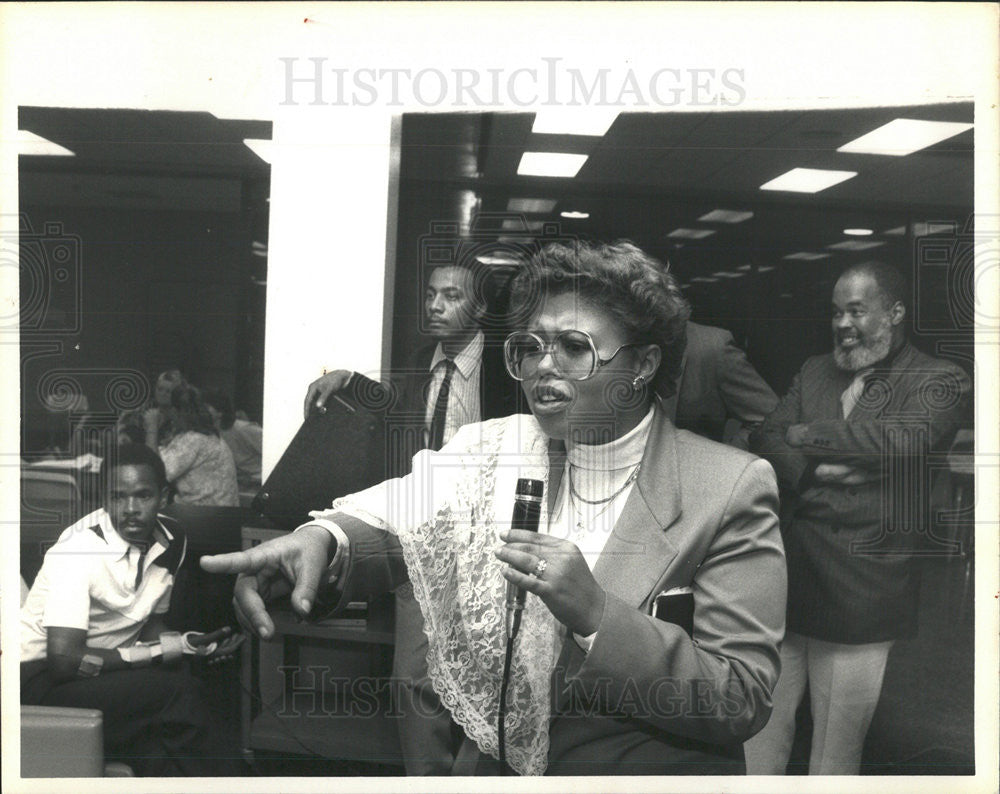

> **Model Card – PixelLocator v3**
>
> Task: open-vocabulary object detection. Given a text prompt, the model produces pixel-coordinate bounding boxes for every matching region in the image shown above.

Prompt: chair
[18,578,133,777]
[21,469,82,585]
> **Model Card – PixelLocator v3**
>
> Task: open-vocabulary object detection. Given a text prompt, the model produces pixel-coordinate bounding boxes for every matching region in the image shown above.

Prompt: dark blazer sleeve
[797,361,971,468]
[568,458,785,744]
[716,333,779,431]
[313,512,409,616]
[749,370,812,492]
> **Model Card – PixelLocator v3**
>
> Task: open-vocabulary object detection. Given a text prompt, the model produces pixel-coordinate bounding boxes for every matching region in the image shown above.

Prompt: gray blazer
[327,408,787,774]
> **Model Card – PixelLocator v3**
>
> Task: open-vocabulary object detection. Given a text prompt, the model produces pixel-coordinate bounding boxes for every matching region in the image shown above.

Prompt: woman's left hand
[496,529,607,636]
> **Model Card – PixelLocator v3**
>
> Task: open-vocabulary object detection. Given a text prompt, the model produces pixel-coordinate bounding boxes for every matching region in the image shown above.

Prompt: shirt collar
[429,330,484,380]
[94,508,171,561]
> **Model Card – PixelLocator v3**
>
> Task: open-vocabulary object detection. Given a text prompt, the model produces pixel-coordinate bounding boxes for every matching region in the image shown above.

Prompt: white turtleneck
[549,405,655,571]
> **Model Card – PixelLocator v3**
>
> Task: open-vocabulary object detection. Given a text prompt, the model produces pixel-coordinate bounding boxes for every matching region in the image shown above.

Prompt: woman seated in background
[144,384,239,507]
[117,369,189,447]
[203,240,786,775]
[202,388,263,491]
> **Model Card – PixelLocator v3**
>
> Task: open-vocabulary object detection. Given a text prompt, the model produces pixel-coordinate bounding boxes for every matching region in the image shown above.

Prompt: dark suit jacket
[669,322,778,447]
[345,334,519,478]
[321,408,786,774]
[750,341,971,642]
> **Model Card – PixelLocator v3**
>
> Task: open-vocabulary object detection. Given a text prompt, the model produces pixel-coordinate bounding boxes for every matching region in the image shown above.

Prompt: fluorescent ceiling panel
[531,109,619,137]
[843,228,874,236]
[517,152,589,178]
[690,276,720,283]
[827,240,885,251]
[837,119,973,156]
[883,226,907,236]
[560,211,590,219]
[506,198,557,214]
[667,228,716,240]
[760,168,857,193]
[758,266,776,273]
[783,252,831,261]
[913,221,957,237]
[18,130,75,156]
[698,209,754,223]
[502,219,545,232]
[712,271,746,279]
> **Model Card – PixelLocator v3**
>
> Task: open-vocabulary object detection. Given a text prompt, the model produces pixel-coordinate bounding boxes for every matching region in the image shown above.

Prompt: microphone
[505,478,544,639]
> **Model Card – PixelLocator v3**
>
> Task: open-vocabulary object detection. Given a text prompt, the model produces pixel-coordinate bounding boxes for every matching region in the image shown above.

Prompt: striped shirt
[424,331,484,446]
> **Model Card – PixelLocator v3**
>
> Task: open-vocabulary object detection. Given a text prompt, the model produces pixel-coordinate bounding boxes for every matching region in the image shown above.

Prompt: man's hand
[184,627,246,666]
[303,370,353,418]
[200,528,334,640]
[813,463,880,485]
[785,423,808,447]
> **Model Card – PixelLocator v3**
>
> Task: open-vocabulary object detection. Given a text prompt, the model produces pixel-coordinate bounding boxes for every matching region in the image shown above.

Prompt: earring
[632,375,646,391]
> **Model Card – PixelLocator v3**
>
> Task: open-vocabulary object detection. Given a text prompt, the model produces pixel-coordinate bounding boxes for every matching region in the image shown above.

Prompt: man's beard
[833,318,894,371]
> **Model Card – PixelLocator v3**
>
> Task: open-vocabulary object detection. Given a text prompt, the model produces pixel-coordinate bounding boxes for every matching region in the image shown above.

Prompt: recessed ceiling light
[760,168,857,193]
[837,119,973,156]
[883,226,906,236]
[843,228,874,236]
[531,110,619,137]
[698,209,754,223]
[476,254,523,266]
[736,264,753,272]
[690,277,720,284]
[18,130,75,156]
[560,211,590,220]
[758,266,776,273]
[783,252,831,261]
[243,139,274,164]
[667,228,716,240]
[506,198,557,214]
[827,240,885,251]
[517,152,588,178]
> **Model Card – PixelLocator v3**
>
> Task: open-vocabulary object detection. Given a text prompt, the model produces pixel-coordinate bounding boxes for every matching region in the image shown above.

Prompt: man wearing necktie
[303,261,518,774]
[743,262,971,774]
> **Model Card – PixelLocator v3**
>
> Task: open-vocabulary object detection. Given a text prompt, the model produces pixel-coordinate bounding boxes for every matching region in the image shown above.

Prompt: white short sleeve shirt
[20,508,186,662]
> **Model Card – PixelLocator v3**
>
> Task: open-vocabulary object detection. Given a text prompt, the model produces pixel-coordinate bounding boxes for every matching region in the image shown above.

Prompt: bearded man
[742,261,971,775]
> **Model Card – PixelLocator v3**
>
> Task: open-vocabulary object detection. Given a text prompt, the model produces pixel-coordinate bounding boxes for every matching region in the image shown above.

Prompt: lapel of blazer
[849,342,916,420]
[562,406,683,608]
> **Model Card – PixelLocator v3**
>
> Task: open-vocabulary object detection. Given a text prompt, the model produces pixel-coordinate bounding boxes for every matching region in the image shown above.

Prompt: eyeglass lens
[506,331,597,380]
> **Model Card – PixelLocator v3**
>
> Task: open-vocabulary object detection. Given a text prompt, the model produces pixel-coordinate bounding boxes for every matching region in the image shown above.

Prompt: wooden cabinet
[240,523,403,766]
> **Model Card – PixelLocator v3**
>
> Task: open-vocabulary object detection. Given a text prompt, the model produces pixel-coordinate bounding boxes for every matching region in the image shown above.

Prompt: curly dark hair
[508,240,691,397]
[100,443,168,491]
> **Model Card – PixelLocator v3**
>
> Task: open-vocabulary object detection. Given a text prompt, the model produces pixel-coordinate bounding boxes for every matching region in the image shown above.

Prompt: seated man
[20,443,243,777]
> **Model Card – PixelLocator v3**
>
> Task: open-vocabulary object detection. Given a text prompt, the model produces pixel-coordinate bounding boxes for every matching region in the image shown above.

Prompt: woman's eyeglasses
[503,330,638,381]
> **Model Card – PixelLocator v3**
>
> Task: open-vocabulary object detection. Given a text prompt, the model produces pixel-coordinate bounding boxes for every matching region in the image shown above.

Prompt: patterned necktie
[841,367,874,418]
[429,359,457,451]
